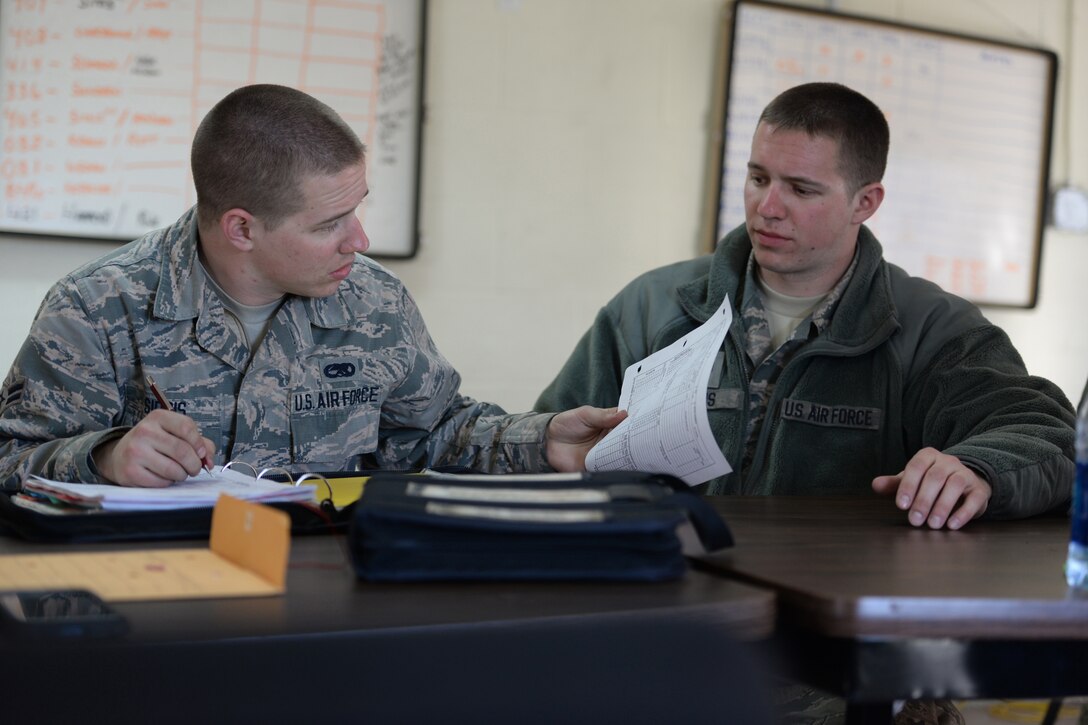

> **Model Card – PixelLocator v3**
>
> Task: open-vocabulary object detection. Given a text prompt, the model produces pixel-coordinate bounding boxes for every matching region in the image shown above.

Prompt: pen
[145,375,171,412]
[146,375,213,471]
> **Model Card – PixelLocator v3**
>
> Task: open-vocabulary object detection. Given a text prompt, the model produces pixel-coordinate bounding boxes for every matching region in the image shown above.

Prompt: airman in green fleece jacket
[538,82,1074,531]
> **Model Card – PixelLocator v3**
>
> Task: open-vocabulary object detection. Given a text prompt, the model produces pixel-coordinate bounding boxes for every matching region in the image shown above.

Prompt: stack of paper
[23,466,316,511]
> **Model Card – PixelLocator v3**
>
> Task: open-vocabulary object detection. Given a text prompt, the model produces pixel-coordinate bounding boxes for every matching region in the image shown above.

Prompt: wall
[1,0,1086,414]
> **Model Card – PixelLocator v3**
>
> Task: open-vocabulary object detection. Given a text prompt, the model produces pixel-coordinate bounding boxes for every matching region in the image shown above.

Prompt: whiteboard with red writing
[0,0,425,257]
[715,0,1056,307]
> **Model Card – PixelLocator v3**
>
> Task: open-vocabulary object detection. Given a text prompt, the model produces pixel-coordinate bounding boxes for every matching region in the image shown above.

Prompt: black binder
[349,471,733,582]
[0,491,346,543]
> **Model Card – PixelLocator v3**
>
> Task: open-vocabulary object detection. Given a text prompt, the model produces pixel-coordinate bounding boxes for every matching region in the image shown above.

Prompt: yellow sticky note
[298,475,368,509]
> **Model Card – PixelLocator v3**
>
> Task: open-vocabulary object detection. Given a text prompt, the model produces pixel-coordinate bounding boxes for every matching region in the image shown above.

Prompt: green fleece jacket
[536,225,1074,518]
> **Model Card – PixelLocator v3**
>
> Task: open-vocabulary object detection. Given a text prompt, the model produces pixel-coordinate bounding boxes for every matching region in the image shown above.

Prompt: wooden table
[696,496,1088,724]
[0,532,776,724]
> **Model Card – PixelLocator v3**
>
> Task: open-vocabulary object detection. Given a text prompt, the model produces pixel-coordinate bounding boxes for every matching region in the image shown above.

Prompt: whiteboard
[0,0,425,258]
[715,0,1057,307]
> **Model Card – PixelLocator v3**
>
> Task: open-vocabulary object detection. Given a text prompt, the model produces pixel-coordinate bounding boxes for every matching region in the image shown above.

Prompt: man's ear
[219,208,257,252]
[851,183,885,225]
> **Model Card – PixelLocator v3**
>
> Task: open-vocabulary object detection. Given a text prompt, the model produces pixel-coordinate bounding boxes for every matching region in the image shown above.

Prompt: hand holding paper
[585,298,734,486]
[544,406,629,472]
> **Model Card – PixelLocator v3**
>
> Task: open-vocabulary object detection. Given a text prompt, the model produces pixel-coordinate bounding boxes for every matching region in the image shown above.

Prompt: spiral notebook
[1,465,371,543]
[22,465,317,512]
[16,462,375,515]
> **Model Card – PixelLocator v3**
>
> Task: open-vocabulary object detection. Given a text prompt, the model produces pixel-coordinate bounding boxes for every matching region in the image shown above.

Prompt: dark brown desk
[696,496,1088,724]
[0,533,775,724]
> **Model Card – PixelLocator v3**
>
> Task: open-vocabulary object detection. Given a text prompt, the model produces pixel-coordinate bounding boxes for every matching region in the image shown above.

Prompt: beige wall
[2,0,1087,412]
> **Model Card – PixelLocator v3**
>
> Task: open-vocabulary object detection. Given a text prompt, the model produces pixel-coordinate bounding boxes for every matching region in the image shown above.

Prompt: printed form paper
[586,297,734,486]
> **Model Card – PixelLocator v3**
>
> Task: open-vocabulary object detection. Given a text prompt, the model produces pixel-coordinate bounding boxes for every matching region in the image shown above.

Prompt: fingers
[870,474,900,495]
[590,406,628,429]
[549,406,627,445]
[545,406,629,472]
[94,436,175,488]
[94,410,215,487]
[198,435,216,471]
[871,448,991,530]
[567,406,627,442]
[933,477,989,530]
[145,411,213,475]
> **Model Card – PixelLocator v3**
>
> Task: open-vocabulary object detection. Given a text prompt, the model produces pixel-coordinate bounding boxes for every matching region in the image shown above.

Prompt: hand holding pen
[89,376,216,487]
[146,376,214,473]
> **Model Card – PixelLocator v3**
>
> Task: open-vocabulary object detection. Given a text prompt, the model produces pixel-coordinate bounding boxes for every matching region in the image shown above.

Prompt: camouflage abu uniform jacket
[536,224,1075,519]
[0,208,553,490]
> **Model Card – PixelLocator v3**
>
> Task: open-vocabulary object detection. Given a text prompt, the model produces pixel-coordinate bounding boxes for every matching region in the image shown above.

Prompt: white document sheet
[585,297,734,486]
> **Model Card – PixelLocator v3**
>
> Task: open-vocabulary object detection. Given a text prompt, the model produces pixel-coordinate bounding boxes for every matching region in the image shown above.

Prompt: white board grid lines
[0,0,424,257]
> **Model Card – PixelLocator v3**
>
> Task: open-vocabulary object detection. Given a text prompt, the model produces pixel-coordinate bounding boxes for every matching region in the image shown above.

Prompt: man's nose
[756,184,785,218]
[344,214,369,253]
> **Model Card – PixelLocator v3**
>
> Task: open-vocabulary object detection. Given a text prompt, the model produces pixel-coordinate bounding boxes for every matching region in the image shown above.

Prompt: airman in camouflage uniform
[0,208,551,489]
[0,85,621,489]
[737,252,856,474]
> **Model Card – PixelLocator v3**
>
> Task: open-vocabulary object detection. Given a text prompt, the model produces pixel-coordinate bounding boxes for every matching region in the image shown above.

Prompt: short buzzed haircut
[191,84,366,230]
[758,82,889,192]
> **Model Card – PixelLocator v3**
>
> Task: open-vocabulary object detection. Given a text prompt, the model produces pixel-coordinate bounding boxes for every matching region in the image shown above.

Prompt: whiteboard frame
[711,0,1058,308]
[0,0,427,260]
